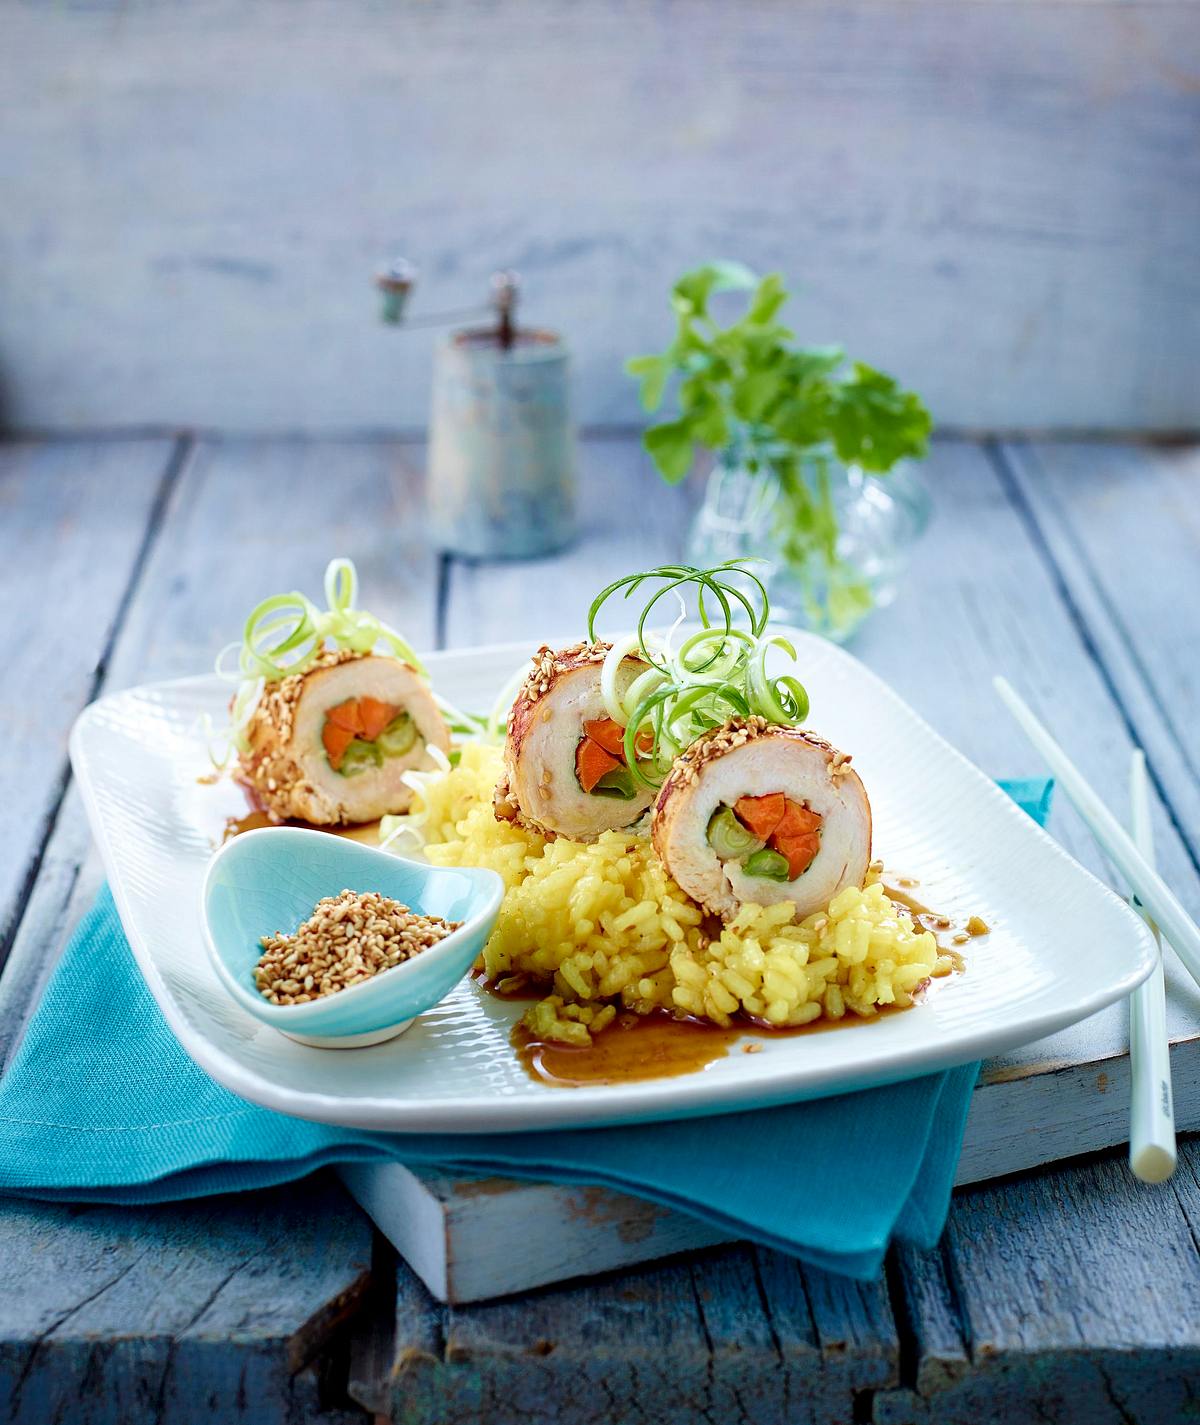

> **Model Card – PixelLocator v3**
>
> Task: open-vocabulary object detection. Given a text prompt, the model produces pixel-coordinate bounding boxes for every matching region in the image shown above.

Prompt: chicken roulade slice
[497,641,658,841]
[236,649,451,825]
[652,716,872,920]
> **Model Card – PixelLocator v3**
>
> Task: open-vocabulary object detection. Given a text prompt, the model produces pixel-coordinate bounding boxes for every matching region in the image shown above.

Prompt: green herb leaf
[746,272,789,325]
[787,346,845,383]
[671,261,759,317]
[827,363,933,472]
[643,419,695,483]
[671,321,714,364]
[625,354,671,412]
[706,259,760,291]
[689,396,730,449]
[773,388,834,449]
[732,370,784,423]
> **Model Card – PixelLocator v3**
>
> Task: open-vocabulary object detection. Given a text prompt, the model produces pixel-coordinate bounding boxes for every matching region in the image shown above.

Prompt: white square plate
[70,635,1156,1133]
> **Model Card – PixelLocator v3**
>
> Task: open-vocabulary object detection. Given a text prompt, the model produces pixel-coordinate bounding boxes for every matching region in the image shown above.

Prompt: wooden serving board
[340,944,1200,1303]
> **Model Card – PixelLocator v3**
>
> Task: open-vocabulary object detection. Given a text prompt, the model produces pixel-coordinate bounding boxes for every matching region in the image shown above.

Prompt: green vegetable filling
[706,806,764,860]
[742,847,792,882]
[336,713,421,777]
[376,713,418,758]
[336,738,379,775]
[707,805,793,880]
[588,764,640,800]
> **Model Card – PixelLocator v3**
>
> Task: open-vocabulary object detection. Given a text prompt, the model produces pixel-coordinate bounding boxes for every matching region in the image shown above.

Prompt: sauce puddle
[511,1002,921,1089]
[512,1014,742,1087]
[222,810,382,846]
[882,878,989,972]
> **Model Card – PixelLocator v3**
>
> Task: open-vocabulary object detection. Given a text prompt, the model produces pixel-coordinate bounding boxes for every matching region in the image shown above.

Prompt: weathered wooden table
[1,434,1198,1424]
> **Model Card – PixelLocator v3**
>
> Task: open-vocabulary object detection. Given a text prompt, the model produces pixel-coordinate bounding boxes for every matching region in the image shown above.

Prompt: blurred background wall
[2,0,1197,435]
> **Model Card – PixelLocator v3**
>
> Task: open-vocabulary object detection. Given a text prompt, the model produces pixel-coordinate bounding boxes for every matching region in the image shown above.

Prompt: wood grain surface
[0,438,177,966]
[0,1178,371,1425]
[1003,439,1200,865]
[0,436,435,1424]
[3,2,1198,434]
[1,431,1198,1423]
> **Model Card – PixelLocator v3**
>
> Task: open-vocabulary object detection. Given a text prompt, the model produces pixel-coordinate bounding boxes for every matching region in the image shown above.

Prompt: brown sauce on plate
[472,969,543,1001]
[222,811,382,846]
[510,1001,922,1089]
[882,878,989,974]
[513,1014,742,1087]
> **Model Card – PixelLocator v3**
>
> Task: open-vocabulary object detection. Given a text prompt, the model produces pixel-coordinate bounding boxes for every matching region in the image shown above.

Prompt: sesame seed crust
[498,642,612,821]
[650,717,871,919]
[235,649,364,822]
[498,640,656,838]
[652,718,850,817]
[517,640,611,709]
[492,771,555,840]
[234,649,415,824]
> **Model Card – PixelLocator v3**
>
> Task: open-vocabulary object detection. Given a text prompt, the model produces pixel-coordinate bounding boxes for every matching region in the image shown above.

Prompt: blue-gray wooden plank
[0,437,438,1422]
[853,440,1200,1084]
[850,442,1196,915]
[870,438,1200,1423]
[387,1241,899,1425]
[979,439,1200,1084]
[877,1139,1200,1424]
[106,435,439,685]
[0,437,178,971]
[0,1178,370,1425]
[1001,439,1200,867]
[3,2,1198,433]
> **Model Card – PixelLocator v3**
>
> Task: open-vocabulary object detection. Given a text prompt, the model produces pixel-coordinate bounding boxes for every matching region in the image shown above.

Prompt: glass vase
[685,448,931,643]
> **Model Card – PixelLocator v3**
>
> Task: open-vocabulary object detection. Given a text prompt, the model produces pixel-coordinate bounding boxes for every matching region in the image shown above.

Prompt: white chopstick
[1126,750,1176,1183]
[994,678,1200,994]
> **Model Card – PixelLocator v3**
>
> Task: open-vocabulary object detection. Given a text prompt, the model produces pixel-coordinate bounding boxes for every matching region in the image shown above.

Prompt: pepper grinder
[376,261,576,559]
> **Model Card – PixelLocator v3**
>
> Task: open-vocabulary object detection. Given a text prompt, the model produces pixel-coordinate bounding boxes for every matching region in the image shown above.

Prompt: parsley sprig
[626,263,932,635]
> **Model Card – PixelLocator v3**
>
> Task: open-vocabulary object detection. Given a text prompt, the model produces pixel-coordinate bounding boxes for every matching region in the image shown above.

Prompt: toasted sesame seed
[516,641,611,709]
[254,888,461,1005]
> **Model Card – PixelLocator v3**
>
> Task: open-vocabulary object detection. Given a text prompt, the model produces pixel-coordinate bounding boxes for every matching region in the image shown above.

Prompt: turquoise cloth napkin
[0,780,1051,1280]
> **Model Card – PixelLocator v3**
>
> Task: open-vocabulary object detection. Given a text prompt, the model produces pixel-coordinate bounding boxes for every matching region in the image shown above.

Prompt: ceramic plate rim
[68,634,1158,1133]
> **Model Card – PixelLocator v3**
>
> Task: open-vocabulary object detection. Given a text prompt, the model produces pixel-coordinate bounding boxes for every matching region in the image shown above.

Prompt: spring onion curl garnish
[213,557,433,761]
[587,561,811,788]
[238,558,423,682]
[378,744,454,853]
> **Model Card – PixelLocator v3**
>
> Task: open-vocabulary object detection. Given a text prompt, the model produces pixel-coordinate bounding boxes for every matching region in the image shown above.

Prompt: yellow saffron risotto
[388,744,951,1045]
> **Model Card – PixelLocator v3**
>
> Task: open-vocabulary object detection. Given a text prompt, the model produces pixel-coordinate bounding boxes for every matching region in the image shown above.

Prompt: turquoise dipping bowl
[202,827,504,1048]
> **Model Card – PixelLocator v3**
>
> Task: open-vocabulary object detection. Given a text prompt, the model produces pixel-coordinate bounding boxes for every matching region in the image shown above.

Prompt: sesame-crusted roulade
[496,642,658,841]
[236,649,451,826]
[651,716,872,920]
